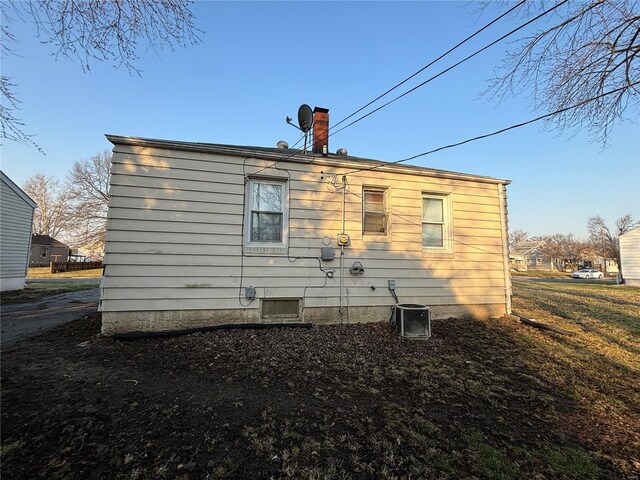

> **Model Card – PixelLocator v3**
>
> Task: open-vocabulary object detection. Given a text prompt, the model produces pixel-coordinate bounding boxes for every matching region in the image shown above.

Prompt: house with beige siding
[1,171,37,292]
[620,226,640,286]
[101,108,512,334]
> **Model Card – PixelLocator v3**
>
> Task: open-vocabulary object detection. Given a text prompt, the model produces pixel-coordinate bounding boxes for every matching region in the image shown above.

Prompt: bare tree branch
[508,229,530,248]
[0,76,44,153]
[538,233,591,271]
[65,150,112,250]
[483,0,640,144]
[587,214,639,272]
[23,173,73,239]
[1,0,200,150]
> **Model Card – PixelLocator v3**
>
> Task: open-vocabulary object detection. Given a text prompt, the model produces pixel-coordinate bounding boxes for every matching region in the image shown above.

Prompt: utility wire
[251,0,525,177]
[248,134,307,177]
[341,82,637,176]
[330,0,527,131]
[258,0,527,174]
[330,0,571,138]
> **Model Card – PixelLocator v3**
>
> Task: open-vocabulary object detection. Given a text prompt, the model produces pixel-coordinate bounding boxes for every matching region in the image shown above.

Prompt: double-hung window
[246,179,288,248]
[422,193,452,251]
[363,187,388,235]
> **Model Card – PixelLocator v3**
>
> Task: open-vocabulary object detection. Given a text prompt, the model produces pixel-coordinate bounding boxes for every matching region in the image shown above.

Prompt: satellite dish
[298,104,313,133]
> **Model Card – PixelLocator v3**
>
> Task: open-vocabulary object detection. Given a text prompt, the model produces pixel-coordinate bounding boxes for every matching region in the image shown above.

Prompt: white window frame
[422,193,453,253]
[362,187,389,236]
[244,178,289,251]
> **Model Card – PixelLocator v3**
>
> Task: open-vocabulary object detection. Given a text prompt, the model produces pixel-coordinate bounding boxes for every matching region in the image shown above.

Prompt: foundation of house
[100,304,507,335]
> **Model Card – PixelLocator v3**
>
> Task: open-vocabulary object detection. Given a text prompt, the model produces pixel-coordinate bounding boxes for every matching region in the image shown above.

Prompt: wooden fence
[50,261,103,274]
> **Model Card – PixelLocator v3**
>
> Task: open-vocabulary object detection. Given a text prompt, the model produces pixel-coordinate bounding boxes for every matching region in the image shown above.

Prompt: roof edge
[0,170,37,208]
[106,134,512,186]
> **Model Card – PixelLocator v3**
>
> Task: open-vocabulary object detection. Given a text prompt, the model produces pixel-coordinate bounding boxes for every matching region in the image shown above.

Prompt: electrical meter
[337,233,350,246]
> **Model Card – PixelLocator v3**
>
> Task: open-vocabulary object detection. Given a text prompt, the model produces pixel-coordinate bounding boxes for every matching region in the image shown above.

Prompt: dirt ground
[1,313,635,479]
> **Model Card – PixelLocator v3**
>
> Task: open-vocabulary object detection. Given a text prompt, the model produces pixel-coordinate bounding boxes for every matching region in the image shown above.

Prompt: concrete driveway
[1,287,100,347]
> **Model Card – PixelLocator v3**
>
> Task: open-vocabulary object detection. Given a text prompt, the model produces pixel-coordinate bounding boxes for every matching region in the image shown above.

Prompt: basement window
[262,299,300,320]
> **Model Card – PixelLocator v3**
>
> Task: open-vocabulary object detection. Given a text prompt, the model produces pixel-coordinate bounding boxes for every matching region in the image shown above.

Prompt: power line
[341,82,637,177]
[330,0,527,132]
[254,0,528,175]
[248,134,307,177]
[329,0,571,139]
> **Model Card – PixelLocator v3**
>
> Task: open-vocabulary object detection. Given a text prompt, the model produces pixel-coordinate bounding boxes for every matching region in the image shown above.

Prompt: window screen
[363,188,388,234]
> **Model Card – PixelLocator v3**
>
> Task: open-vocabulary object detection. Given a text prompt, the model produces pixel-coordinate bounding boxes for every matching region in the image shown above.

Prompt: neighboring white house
[100,108,512,334]
[1,171,37,292]
[620,226,640,287]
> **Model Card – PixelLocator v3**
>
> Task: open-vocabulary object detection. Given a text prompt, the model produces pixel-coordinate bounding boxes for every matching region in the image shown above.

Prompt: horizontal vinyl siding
[0,179,34,281]
[620,229,640,281]
[102,146,509,314]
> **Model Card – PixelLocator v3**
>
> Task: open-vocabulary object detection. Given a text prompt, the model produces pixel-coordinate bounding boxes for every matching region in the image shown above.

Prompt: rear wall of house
[101,144,511,333]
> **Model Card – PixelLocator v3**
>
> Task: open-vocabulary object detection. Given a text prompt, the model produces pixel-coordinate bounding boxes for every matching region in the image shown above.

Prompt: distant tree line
[509,214,639,274]
[23,150,111,253]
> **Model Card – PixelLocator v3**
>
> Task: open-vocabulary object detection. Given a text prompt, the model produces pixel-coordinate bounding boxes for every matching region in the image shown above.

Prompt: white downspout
[339,175,346,321]
[498,183,512,314]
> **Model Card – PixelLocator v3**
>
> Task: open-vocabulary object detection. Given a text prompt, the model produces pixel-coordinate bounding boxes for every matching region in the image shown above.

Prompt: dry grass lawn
[511,280,640,474]
[1,279,638,479]
[27,266,103,279]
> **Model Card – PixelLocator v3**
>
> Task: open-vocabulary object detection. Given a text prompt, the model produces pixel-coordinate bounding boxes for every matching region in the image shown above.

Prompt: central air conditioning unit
[393,304,431,339]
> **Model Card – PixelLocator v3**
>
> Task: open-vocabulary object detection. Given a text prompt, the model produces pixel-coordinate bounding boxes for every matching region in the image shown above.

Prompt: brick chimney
[312,107,329,154]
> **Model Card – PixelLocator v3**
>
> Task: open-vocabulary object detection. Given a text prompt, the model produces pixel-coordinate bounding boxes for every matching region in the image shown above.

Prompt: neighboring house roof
[106,135,512,186]
[511,240,546,255]
[0,170,37,209]
[31,235,69,248]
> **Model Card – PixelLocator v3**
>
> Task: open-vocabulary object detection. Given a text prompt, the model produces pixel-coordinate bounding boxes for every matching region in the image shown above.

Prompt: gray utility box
[321,247,335,261]
[393,304,431,339]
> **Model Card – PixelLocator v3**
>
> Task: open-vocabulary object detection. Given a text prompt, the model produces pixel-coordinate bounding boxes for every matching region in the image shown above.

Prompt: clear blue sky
[2,1,638,239]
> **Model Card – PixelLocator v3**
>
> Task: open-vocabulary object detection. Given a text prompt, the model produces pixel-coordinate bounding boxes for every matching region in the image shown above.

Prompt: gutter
[498,183,512,314]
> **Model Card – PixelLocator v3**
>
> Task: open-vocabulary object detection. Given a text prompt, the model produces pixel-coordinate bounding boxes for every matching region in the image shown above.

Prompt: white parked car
[571,269,604,279]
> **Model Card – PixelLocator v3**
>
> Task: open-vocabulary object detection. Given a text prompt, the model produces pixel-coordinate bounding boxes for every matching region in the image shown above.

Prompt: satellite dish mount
[286,104,314,154]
